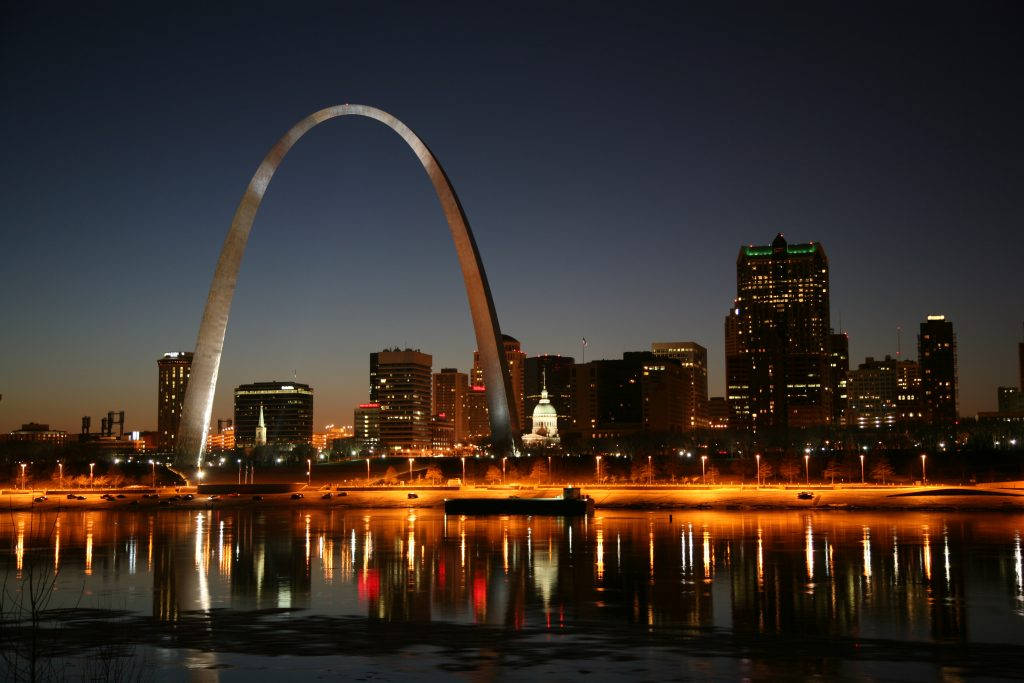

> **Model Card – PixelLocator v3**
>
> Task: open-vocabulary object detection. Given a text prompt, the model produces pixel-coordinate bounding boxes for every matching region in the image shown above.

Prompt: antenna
[896,326,902,358]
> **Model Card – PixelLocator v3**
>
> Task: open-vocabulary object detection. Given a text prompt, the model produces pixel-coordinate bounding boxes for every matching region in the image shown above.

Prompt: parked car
[183,494,194,501]
[797,491,814,500]
[100,494,115,501]
[208,495,220,501]
[66,493,78,500]
[74,495,86,500]
[407,493,419,500]
[33,496,47,503]
[321,492,333,499]
[291,493,304,500]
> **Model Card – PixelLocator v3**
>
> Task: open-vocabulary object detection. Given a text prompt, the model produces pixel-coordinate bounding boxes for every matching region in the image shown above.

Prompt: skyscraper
[651,341,709,430]
[524,355,574,433]
[353,403,381,451]
[157,351,193,450]
[432,368,469,442]
[465,385,490,441]
[918,315,958,423]
[827,332,849,426]
[376,349,432,451]
[845,356,921,429]
[472,334,525,432]
[233,381,314,446]
[725,233,831,432]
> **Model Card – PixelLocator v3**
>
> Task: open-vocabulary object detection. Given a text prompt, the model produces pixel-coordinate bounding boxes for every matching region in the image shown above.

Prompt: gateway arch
[176,104,519,464]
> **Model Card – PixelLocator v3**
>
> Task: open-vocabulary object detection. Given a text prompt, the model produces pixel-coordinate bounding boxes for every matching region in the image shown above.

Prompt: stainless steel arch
[176,104,519,464]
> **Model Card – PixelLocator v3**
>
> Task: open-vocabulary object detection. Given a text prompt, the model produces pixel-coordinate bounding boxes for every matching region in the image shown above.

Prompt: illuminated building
[845,356,921,429]
[233,382,314,447]
[432,368,469,442]
[521,372,560,447]
[1,423,69,446]
[641,360,686,433]
[525,355,574,434]
[430,414,455,453]
[998,386,1024,413]
[651,341,709,429]
[157,351,192,450]
[465,385,490,441]
[206,422,235,452]
[354,403,381,451]
[473,334,525,432]
[377,349,432,451]
[918,315,958,423]
[313,424,352,451]
[827,332,849,425]
[369,352,380,403]
[707,397,729,429]
[725,233,831,431]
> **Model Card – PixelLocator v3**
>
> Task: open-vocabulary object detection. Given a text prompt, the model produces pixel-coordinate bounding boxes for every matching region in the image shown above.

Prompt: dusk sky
[2,2,1022,433]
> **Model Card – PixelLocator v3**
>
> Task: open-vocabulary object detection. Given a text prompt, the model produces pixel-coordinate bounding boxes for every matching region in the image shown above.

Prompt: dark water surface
[2,508,1022,680]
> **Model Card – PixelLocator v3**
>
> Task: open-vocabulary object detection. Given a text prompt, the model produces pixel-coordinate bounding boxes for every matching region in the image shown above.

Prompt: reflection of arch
[176,105,518,463]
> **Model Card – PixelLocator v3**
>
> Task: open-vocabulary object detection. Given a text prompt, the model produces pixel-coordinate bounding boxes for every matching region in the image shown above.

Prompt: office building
[472,334,525,432]
[998,387,1023,413]
[918,315,958,423]
[233,381,314,447]
[524,355,574,433]
[845,356,920,429]
[157,351,193,450]
[465,385,490,441]
[1,423,69,446]
[432,368,469,442]
[430,414,455,453]
[725,234,831,431]
[651,341,709,429]
[354,403,381,451]
[376,349,432,452]
[707,397,729,429]
[828,332,849,425]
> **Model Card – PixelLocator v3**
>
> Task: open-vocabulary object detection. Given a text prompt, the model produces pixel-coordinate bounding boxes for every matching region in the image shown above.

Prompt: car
[797,491,814,500]
[208,495,220,501]
[116,494,126,499]
[321,492,333,499]
[407,493,419,500]
[100,494,115,501]
[229,493,240,498]
[33,496,47,503]
[74,495,86,500]
[337,491,347,497]
[252,495,264,502]
[66,493,78,500]
[183,494,194,501]
[291,493,304,500]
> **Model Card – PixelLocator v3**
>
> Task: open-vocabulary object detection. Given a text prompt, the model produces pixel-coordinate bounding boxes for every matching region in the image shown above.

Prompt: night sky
[2,2,1022,432]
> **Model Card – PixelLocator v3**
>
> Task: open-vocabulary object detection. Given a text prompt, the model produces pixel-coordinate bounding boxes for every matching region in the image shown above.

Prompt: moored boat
[444,487,594,516]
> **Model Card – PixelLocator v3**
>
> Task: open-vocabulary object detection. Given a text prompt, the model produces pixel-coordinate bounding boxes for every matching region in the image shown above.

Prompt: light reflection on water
[2,508,1023,676]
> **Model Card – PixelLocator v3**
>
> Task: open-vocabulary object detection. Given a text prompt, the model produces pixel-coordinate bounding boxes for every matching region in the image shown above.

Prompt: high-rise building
[233,382,314,447]
[641,359,686,433]
[369,352,380,403]
[376,349,432,452]
[524,355,574,433]
[354,403,381,451]
[827,332,849,425]
[707,397,729,429]
[918,315,958,423]
[430,414,455,454]
[651,342,709,429]
[157,351,193,450]
[725,234,831,431]
[472,334,525,432]
[845,356,921,429]
[465,385,490,441]
[997,387,1023,413]
[432,368,469,442]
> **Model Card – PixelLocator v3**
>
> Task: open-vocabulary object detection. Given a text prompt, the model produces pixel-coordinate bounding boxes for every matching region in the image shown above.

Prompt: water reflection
[1,509,1023,672]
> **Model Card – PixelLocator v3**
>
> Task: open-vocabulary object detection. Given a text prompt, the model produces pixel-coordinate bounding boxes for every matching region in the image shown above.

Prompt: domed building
[522,372,560,447]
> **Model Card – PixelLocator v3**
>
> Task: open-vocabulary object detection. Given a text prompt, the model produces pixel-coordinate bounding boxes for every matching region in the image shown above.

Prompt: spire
[255,404,267,446]
[540,368,548,399]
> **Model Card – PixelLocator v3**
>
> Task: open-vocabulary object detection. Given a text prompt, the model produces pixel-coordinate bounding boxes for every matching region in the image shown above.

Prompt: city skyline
[3,4,1023,432]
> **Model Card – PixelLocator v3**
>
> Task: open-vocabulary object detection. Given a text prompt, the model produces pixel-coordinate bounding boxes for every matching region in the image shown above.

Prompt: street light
[20,463,27,490]
[755,454,761,487]
[859,454,865,484]
[408,457,414,484]
[920,454,927,484]
[548,455,552,486]
[647,455,653,485]
[89,462,95,488]
[595,455,602,482]
[307,459,312,486]
[366,457,371,485]
[701,455,707,484]
[58,461,63,489]
[804,454,810,484]
[149,459,156,488]
[461,456,466,485]
[237,459,242,485]
[501,456,507,484]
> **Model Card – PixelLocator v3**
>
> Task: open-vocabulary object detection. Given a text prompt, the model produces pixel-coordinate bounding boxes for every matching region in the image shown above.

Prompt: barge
[444,487,594,516]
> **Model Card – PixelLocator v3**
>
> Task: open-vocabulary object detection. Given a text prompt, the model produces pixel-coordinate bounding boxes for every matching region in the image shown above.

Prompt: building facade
[725,234,831,431]
[353,403,381,451]
[157,351,193,450]
[524,355,574,434]
[918,315,957,423]
[432,368,469,442]
[845,356,920,429]
[472,334,525,432]
[827,332,849,425]
[651,341,709,430]
[377,349,432,452]
[233,381,314,447]
[465,385,490,441]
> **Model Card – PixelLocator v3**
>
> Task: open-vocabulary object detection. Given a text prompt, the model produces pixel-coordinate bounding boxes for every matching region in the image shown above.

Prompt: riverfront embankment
[2,481,1023,512]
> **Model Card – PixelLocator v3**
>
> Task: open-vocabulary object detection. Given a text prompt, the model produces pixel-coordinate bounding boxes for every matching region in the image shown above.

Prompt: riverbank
[2,481,1023,512]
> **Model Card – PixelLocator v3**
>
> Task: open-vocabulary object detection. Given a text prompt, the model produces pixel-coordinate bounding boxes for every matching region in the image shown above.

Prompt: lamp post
[366,457,371,485]
[150,459,156,488]
[58,462,63,489]
[461,456,466,485]
[647,455,653,485]
[501,456,507,484]
[804,454,810,484]
[307,459,312,487]
[89,462,95,488]
[20,463,26,490]
[548,455,552,486]
[238,459,242,485]
[701,454,707,483]
[920,454,927,484]
[859,454,865,484]
[595,455,602,482]
[755,454,761,487]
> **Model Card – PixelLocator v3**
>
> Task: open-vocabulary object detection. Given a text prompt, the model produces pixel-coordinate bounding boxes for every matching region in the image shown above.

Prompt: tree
[870,458,895,484]
[484,465,502,484]
[757,460,774,484]
[382,466,399,485]
[822,460,842,484]
[779,457,801,483]
[424,464,444,485]
[704,465,720,485]
[630,457,653,483]
[528,459,548,483]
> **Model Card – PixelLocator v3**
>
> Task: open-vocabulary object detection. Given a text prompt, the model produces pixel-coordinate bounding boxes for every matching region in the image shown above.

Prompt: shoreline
[2,482,1023,513]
